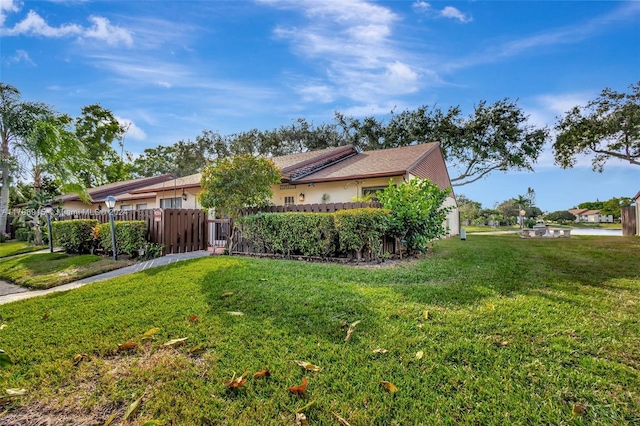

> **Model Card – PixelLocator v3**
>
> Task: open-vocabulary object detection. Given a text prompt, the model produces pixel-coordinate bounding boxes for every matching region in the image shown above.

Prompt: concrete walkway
[0,250,211,305]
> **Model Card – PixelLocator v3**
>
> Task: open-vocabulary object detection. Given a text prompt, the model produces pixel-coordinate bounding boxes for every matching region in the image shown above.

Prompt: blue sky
[1,0,638,211]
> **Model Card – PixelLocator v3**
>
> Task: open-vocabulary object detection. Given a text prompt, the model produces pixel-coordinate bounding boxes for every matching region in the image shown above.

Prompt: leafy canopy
[198,154,282,218]
[554,81,640,171]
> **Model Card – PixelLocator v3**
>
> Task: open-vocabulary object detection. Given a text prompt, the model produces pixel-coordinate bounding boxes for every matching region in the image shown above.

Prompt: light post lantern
[520,209,526,232]
[44,204,54,253]
[105,196,118,261]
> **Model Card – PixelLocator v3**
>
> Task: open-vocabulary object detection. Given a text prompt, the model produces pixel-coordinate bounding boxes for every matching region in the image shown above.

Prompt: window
[362,186,388,201]
[284,196,295,205]
[160,197,182,208]
[136,203,148,210]
[120,204,132,210]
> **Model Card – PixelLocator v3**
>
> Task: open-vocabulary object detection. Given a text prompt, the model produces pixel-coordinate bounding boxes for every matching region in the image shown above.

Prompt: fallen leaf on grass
[226,311,244,316]
[333,412,351,426]
[225,372,249,389]
[492,341,509,347]
[423,310,429,320]
[253,369,271,378]
[187,343,206,355]
[220,291,234,297]
[42,313,50,320]
[288,378,308,394]
[117,342,138,351]
[295,412,309,426]
[295,400,316,413]
[344,320,362,342]
[102,413,116,426]
[72,354,86,366]
[258,278,268,281]
[373,348,388,354]
[189,315,199,322]
[294,360,321,372]
[0,350,13,367]
[572,403,587,415]
[415,351,424,360]
[0,324,7,330]
[163,337,188,348]
[5,388,26,396]
[380,381,398,393]
[123,394,143,421]
[141,327,161,341]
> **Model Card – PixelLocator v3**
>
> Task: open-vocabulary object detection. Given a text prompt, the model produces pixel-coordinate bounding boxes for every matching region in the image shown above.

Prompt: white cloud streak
[1,9,133,47]
[412,2,472,23]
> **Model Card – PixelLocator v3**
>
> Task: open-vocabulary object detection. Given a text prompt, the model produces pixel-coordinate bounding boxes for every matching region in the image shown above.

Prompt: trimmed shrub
[52,219,99,254]
[239,212,336,257]
[15,227,32,242]
[98,220,147,258]
[334,208,391,261]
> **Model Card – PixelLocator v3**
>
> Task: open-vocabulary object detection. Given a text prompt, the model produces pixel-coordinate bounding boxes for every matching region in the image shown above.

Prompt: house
[567,208,614,223]
[634,190,640,236]
[60,143,460,235]
[53,174,176,212]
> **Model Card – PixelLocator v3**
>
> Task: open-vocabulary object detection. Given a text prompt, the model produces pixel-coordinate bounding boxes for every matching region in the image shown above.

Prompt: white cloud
[116,116,147,141]
[262,0,429,108]
[412,1,431,13]
[1,9,133,47]
[4,49,35,66]
[0,0,20,27]
[440,6,472,23]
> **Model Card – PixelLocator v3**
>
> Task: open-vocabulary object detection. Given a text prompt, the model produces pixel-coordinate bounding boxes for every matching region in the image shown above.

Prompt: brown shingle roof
[58,174,175,204]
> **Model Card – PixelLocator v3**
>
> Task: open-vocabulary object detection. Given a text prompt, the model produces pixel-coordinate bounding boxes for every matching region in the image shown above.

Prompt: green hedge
[334,208,390,261]
[238,209,390,260]
[52,219,99,254]
[98,220,147,258]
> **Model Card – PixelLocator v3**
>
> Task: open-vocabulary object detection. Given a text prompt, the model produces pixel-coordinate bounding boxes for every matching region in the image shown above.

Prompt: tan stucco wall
[153,189,202,210]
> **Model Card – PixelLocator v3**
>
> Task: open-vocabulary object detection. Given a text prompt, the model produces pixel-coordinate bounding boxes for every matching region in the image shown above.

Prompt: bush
[15,227,32,242]
[239,212,336,257]
[139,242,164,260]
[334,208,390,261]
[52,219,99,254]
[98,221,147,258]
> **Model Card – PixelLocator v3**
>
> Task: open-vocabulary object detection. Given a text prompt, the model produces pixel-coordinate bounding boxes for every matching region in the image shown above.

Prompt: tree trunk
[226,217,235,254]
[0,158,10,235]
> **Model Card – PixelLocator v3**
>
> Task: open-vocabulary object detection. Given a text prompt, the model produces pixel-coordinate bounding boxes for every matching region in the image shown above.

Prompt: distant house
[567,208,614,223]
[60,143,460,235]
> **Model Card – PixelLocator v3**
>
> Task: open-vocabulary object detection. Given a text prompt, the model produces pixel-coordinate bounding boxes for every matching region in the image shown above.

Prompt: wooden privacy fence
[59,208,207,255]
[621,206,636,236]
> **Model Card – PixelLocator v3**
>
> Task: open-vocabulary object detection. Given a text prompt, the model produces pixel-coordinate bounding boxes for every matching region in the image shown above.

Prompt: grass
[0,252,135,289]
[0,241,46,258]
[0,235,638,425]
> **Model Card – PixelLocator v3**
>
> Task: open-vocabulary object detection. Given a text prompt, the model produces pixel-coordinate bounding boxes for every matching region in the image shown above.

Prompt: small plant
[0,230,10,243]
[139,243,164,260]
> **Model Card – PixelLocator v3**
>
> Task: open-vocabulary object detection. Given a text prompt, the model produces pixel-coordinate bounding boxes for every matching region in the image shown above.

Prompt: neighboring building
[567,208,614,223]
[60,143,460,235]
[635,190,640,236]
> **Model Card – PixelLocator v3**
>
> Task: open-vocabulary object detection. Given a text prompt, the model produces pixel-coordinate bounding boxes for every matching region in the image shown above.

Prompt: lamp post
[44,204,54,253]
[105,196,118,261]
[520,209,526,233]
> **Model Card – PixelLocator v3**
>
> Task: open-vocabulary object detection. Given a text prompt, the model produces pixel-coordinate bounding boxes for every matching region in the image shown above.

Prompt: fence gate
[621,206,636,236]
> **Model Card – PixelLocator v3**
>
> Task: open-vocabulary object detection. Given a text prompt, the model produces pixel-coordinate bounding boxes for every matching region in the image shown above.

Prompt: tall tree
[0,83,55,231]
[198,154,281,253]
[554,81,640,171]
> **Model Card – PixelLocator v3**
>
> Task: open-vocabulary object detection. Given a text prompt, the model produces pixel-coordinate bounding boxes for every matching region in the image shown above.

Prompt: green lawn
[0,236,638,425]
[0,252,134,289]
[0,241,46,258]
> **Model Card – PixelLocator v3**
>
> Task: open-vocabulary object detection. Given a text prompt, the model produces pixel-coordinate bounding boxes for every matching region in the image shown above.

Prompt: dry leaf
[253,369,271,378]
[423,310,429,320]
[42,313,50,319]
[493,341,509,347]
[224,372,249,389]
[294,360,322,372]
[72,353,86,366]
[288,378,308,394]
[259,278,267,281]
[295,400,316,413]
[163,337,188,348]
[373,348,388,354]
[117,342,138,351]
[226,311,244,316]
[141,327,161,341]
[380,381,398,393]
[415,350,424,360]
[189,315,199,322]
[333,412,351,426]
[572,403,587,415]
[123,395,143,420]
[344,320,362,342]
[295,412,309,426]
[0,324,7,330]
[220,291,234,297]
[102,412,116,426]
[5,388,27,396]
[187,343,206,355]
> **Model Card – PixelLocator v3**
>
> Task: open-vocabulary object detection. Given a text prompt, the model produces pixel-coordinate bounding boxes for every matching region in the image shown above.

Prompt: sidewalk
[0,250,211,305]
